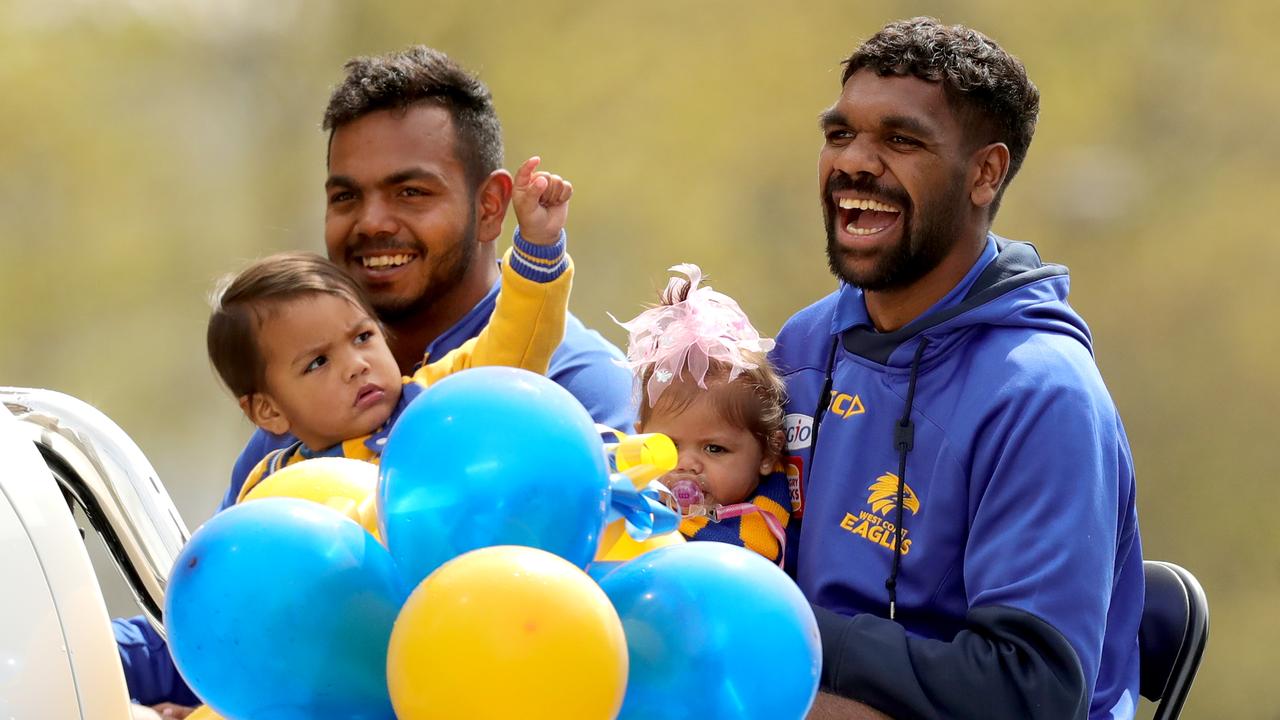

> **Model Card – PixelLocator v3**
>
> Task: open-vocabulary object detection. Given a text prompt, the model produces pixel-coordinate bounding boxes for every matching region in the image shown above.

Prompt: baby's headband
[613,264,775,407]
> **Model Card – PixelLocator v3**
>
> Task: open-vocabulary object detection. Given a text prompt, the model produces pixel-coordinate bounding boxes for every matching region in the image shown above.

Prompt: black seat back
[1139,561,1209,720]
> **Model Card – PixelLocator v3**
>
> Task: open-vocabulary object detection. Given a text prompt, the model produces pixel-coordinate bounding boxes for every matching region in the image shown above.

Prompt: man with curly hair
[114,46,634,713]
[776,18,1144,719]
[221,46,634,501]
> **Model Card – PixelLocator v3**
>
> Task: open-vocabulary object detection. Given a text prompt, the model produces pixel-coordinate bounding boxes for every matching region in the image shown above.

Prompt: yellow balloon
[186,706,224,720]
[242,457,380,538]
[599,524,685,562]
[387,546,628,720]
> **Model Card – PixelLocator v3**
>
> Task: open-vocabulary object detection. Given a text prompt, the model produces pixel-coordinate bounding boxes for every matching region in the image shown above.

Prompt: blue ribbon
[607,473,681,542]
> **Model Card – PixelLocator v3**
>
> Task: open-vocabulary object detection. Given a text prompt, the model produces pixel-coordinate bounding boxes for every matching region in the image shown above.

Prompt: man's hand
[512,156,572,246]
[807,692,893,719]
[149,703,196,719]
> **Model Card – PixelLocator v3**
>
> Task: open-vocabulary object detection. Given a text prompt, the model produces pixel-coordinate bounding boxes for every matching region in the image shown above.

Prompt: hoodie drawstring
[886,337,929,621]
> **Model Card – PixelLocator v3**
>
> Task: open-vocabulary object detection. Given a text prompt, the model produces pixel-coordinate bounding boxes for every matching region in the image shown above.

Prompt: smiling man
[317,47,631,420]
[773,18,1144,720]
[219,46,635,505]
[114,46,634,711]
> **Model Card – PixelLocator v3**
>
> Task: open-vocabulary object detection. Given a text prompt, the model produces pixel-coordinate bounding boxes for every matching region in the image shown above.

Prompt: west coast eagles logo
[867,472,920,516]
[837,472,920,555]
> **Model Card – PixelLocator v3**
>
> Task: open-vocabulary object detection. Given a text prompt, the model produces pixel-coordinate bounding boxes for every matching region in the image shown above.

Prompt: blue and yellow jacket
[773,236,1143,720]
[235,233,572,498]
[222,235,634,510]
[116,231,591,706]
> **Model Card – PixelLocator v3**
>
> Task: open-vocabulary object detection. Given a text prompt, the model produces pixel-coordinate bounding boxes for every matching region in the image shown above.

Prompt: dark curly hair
[843,17,1040,216]
[322,46,503,187]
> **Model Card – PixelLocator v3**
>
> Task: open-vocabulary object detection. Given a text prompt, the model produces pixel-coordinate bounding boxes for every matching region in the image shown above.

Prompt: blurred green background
[2,0,1276,716]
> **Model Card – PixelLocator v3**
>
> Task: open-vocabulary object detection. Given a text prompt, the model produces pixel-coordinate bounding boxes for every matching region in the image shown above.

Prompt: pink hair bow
[612,264,775,407]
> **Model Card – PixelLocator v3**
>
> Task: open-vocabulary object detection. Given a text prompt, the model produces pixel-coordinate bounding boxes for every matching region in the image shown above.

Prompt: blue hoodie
[771,236,1143,720]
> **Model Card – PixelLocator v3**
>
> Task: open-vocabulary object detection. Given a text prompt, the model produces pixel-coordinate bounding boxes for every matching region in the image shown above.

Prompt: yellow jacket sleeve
[409,247,572,387]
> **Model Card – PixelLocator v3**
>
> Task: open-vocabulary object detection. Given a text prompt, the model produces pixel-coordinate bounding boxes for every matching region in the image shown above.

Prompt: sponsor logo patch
[784,455,805,517]
[783,413,814,451]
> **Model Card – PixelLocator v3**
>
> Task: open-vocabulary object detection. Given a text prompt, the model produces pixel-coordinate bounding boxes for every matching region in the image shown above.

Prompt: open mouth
[837,197,902,237]
[357,252,419,271]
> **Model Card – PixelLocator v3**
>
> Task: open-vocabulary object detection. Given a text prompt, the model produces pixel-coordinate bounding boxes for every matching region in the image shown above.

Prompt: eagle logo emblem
[867,472,920,516]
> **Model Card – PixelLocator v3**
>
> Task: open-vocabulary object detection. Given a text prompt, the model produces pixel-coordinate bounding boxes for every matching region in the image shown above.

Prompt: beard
[372,213,478,324]
[824,170,967,292]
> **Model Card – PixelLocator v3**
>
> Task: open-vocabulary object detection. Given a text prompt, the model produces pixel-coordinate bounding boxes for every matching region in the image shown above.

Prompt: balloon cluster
[165,367,820,720]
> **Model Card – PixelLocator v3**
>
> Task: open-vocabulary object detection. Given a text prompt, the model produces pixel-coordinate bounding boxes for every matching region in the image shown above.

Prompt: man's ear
[969,142,1011,211]
[239,393,290,436]
[760,429,786,474]
[475,169,514,244]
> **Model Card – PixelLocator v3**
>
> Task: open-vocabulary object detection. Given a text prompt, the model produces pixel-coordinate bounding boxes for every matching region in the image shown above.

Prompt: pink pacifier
[662,471,714,518]
[669,477,706,512]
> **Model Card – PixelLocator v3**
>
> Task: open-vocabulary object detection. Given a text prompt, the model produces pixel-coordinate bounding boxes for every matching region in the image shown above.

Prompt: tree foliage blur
[1,1,1276,716]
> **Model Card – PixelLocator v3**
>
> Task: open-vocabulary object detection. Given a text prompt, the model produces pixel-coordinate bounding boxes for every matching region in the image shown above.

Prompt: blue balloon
[166,498,408,720]
[599,542,822,720]
[378,366,611,588]
[586,560,626,583]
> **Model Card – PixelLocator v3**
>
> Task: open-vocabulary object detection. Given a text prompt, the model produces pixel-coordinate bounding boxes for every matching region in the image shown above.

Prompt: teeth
[361,254,413,268]
[845,224,884,236]
[837,197,899,213]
